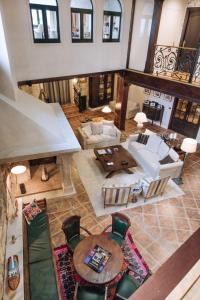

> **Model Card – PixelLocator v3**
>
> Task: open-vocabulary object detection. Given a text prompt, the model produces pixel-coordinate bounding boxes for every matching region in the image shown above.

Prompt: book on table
[84,245,112,273]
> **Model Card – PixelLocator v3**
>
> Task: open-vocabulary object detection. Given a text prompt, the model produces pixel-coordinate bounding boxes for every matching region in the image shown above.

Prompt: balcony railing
[153,45,200,85]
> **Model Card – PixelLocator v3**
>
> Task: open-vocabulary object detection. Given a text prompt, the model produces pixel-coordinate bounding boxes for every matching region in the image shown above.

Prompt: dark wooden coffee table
[73,234,124,285]
[94,145,137,178]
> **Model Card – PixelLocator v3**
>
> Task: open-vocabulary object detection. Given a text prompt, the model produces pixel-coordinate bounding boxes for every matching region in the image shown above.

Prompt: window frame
[103,8,122,43]
[29,2,60,43]
[71,7,93,43]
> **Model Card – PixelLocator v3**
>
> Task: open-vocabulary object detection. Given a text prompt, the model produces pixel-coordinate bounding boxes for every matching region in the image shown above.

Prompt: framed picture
[164,94,173,101]
[153,91,161,98]
[144,88,151,95]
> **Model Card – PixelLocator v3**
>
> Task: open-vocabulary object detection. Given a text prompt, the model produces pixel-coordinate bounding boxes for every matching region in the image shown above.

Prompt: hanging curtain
[43,79,71,104]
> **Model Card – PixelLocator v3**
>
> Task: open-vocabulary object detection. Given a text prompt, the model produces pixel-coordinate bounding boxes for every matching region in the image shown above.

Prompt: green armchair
[115,265,151,299]
[103,213,131,247]
[62,215,91,253]
[74,282,108,300]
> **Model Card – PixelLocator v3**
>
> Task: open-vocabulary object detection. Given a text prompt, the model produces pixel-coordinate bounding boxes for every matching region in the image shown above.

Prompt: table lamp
[102,105,112,113]
[175,138,197,185]
[134,112,147,131]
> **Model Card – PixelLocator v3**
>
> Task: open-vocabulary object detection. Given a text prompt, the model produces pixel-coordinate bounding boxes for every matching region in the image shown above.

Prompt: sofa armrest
[77,127,88,149]
[115,127,121,139]
[160,160,183,171]
[128,134,139,142]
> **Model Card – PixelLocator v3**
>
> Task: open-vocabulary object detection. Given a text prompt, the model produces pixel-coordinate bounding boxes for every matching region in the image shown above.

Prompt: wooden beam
[17,70,124,86]
[144,0,164,73]
[126,0,136,68]
[114,75,130,130]
[124,70,200,103]
[129,228,200,300]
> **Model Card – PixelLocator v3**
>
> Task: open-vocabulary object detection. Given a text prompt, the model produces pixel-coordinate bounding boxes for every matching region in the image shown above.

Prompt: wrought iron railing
[153,45,200,85]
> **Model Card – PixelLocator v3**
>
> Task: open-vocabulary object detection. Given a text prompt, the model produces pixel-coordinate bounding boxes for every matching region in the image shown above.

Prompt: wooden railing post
[114,75,130,131]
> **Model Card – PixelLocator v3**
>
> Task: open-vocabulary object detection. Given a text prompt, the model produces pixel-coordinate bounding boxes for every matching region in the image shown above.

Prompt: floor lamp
[174,138,197,185]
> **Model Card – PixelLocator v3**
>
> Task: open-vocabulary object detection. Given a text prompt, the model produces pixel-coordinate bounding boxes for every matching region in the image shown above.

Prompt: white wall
[127,85,174,129]
[157,0,187,46]
[1,0,132,82]
[0,0,16,99]
[129,0,154,71]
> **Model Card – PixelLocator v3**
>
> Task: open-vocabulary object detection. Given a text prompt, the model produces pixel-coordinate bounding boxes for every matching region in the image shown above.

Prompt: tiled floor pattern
[47,107,200,273]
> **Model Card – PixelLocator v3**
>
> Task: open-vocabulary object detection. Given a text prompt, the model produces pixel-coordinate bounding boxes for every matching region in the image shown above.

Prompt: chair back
[103,186,131,208]
[144,176,170,199]
[112,213,131,239]
[62,215,81,242]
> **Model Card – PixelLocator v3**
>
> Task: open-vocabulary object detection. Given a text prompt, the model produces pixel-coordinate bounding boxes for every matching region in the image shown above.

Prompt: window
[71,0,93,43]
[29,0,60,43]
[103,0,122,42]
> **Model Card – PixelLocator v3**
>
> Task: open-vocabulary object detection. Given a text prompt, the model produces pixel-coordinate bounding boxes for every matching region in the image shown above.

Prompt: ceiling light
[11,165,27,175]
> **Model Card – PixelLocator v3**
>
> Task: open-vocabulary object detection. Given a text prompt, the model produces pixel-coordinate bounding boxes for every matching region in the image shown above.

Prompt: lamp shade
[102,105,112,113]
[181,138,197,153]
[134,112,147,124]
[11,165,27,175]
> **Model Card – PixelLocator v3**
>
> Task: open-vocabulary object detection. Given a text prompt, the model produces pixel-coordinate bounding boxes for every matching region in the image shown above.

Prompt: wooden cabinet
[143,100,164,125]
[89,73,114,108]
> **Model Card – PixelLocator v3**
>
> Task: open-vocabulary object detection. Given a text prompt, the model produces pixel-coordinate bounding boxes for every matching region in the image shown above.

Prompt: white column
[58,153,76,196]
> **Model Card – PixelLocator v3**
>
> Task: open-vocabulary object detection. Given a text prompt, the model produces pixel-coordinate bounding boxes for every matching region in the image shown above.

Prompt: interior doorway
[169,98,200,138]
[180,8,200,48]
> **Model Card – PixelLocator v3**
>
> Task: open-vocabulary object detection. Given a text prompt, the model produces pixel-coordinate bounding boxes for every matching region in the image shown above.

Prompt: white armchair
[78,120,121,149]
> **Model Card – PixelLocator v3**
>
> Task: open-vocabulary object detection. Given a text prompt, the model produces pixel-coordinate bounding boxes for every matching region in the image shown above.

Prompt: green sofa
[23,200,59,300]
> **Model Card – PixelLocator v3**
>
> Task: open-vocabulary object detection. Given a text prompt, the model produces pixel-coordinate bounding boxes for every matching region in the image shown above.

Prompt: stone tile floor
[47,108,200,273]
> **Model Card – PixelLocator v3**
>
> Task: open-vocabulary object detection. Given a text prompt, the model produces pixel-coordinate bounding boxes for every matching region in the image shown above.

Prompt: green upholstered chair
[115,265,152,299]
[62,215,91,253]
[74,282,108,300]
[115,272,140,299]
[103,213,131,247]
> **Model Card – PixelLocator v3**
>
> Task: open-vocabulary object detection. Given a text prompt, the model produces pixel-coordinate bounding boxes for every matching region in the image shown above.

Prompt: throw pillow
[82,125,92,138]
[158,141,170,160]
[103,125,117,137]
[23,200,42,225]
[91,122,103,135]
[146,135,162,153]
[159,155,175,165]
[136,133,149,145]
[169,148,179,162]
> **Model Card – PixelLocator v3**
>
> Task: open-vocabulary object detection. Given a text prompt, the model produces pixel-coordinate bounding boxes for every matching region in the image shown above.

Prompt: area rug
[73,143,184,217]
[54,231,150,300]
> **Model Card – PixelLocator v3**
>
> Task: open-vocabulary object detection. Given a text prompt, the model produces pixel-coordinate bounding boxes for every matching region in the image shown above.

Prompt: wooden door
[169,99,200,138]
[181,8,200,48]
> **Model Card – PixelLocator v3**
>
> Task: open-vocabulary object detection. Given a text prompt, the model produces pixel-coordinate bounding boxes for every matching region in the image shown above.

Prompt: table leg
[124,169,133,174]
[106,171,116,178]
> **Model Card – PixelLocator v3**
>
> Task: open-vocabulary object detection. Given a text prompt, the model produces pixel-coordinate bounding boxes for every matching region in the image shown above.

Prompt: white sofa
[128,131,183,179]
[78,120,121,149]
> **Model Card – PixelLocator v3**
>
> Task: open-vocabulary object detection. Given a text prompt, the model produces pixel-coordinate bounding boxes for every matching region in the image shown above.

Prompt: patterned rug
[54,232,150,300]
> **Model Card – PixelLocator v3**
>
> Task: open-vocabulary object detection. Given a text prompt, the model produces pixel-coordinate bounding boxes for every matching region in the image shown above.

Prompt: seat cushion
[129,141,146,151]
[102,125,117,137]
[29,258,59,300]
[116,273,140,299]
[28,212,52,263]
[68,234,85,251]
[77,286,106,300]
[108,232,124,246]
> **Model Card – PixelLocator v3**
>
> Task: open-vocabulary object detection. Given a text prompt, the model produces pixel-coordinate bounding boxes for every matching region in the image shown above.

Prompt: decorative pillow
[82,124,92,138]
[102,125,116,137]
[146,135,162,153]
[91,122,103,135]
[159,155,175,165]
[103,120,114,126]
[92,117,104,122]
[169,148,179,162]
[158,141,170,160]
[136,133,149,145]
[23,200,41,225]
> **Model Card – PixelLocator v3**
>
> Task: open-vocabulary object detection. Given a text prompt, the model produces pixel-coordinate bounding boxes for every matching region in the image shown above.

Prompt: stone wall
[0,169,7,299]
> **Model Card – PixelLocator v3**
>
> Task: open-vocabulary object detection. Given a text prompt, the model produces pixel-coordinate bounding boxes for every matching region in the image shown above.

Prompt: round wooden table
[73,234,124,285]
